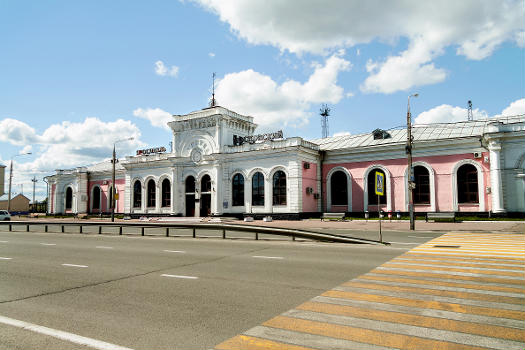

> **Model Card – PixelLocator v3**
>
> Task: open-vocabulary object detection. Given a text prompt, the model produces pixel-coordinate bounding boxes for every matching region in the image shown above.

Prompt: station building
[45,106,525,218]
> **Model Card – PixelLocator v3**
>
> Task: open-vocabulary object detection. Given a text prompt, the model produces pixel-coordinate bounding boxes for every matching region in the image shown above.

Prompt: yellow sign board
[375,171,384,196]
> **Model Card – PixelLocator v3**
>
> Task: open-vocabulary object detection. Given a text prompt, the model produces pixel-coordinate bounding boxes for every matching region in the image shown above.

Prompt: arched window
[65,187,73,210]
[272,170,287,206]
[252,172,264,206]
[185,176,195,193]
[133,181,142,208]
[457,164,478,203]
[201,175,211,192]
[161,178,171,207]
[413,166,430,204]
[368,169,386,205]
[92,186,100,210]
[232,173,244,206]
[331,171,348,205]
[147,179,156,207]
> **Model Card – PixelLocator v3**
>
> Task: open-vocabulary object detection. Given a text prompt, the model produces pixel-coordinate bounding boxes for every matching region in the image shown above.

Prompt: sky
[1,0,524,201]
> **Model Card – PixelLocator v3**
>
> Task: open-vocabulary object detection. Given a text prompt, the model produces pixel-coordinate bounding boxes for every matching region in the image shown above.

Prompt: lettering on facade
[136,147,166,156]
[233,130,283,146]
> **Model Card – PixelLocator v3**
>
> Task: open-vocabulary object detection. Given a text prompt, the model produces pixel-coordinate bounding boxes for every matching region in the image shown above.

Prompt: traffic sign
[375,171,384,196]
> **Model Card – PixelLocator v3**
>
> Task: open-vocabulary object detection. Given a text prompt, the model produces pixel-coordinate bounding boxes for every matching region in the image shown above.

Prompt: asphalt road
[0,227,442,349]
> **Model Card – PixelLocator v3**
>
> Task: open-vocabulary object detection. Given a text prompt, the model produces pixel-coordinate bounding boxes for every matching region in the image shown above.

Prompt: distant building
[0,193,30,212]
[45,106,525,217]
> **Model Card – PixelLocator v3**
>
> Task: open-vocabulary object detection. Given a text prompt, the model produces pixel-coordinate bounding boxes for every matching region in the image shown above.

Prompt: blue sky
[1,0,524,200]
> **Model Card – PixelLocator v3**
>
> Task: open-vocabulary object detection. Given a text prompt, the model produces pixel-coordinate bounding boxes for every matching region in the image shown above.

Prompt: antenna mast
[467,100,473,121]
[210,72,217,107]
[320,104,330,138]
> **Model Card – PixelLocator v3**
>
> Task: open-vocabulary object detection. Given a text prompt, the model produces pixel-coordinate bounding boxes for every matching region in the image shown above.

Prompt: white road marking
[40,243,57,246]
[0,240,8,243]
[163,250,186,253]
[252,255,284,260]
[161,274,198,279]
[96,246,114,249]
[61,263,88,268]
[0,257,12,260]
[0,314,134,350]
[389,242,420,245]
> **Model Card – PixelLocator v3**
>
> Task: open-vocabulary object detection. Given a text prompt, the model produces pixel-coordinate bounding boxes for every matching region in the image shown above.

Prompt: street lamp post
[7,152,32,212]
[406,93,418,231]
[111,138,134,222]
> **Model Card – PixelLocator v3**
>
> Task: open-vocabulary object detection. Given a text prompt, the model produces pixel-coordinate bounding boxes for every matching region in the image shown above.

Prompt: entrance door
[200,194,211,217]
[185,195,195,217]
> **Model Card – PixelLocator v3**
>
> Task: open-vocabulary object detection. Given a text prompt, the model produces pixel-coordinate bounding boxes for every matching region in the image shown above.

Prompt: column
[489,141,505,213]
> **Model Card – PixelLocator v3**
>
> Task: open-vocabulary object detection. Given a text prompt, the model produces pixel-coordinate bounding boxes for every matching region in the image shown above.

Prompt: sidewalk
[239,219,525,234]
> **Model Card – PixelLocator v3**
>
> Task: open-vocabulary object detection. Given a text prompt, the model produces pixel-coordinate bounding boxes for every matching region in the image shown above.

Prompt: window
[252,172,264,206]
[232,173,244,206]
[330,171,348,206]
[368,169,386,205]
[185,176,195,193]
[65,187,73,210]
[457,164,478,203]
[372,129,391,140]
[92,186,100,210]
[133,181,141,208]
[413,166,430,204]
[108,185,114,209]
[201,175,211,192]
[161,178,171,207]
[272,170,287,206]
[147,179,156,207]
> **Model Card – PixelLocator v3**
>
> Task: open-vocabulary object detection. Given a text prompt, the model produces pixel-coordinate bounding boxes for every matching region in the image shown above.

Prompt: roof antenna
[320,104,330,138]
[467,100,473,121]
[209,72,217,107]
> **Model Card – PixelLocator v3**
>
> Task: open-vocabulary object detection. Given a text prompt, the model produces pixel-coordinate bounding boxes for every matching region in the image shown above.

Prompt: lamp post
[111,137,134,222]
[7,152,32,212]
[406,93,418,230]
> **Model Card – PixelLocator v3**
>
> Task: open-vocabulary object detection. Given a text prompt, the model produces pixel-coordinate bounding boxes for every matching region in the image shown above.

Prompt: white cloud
[154,60,179,77]
[192,1,524,93]
[500,98,525,116]
[133,108,173,130]
[19,145,32,155]
[208,52,216,58]
[0,118,40,146]
[215,53,351,128]
[361,37,448,94]
[0,117,144,200]
[414,98,525,124]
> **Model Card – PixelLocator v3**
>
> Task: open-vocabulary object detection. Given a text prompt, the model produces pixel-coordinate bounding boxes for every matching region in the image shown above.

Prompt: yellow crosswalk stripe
[296,301,525,342]
[215,232,525,350]
[263,316,493,350]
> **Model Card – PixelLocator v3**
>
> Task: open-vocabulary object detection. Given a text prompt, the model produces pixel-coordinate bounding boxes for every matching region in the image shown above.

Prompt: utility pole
[406,93,418,231]
[7,152,31,212]
[111,144,116,222]
[31,177,38,213]
[111,137,134,222]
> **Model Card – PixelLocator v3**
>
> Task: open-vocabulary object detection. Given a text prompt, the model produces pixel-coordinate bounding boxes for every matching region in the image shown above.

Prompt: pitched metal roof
[309,115,524,151]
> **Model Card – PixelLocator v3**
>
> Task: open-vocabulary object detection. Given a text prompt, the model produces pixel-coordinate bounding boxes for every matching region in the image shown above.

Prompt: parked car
[0,210,11,221]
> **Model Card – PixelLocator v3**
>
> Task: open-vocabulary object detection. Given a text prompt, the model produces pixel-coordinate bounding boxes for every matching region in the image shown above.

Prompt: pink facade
[88,179,126,213]
[323,152,490,213]
[302,161,318,212]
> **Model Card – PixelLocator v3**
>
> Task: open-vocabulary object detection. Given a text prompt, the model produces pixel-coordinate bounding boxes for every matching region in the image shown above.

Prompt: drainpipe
[43,177,49,214]
[319,151,326,213]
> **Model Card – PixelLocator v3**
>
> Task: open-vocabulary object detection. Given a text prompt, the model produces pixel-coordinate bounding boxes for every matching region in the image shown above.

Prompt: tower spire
[210,72,217,107]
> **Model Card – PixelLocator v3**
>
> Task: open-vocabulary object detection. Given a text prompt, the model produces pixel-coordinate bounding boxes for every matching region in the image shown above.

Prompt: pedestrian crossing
[215,232,525,350]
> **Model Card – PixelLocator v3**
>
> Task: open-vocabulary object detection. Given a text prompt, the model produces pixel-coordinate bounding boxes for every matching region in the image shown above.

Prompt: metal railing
[0,221,386,245]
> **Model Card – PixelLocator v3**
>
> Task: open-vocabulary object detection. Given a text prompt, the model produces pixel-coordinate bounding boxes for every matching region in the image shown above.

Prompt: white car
[0,210,11,221]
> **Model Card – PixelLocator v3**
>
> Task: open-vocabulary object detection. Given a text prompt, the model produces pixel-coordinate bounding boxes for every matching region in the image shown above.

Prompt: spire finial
[210,72,217,107]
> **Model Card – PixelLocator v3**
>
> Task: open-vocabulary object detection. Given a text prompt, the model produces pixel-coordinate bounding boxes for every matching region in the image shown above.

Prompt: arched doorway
[200,175,212,217]
[185,176,196,217]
